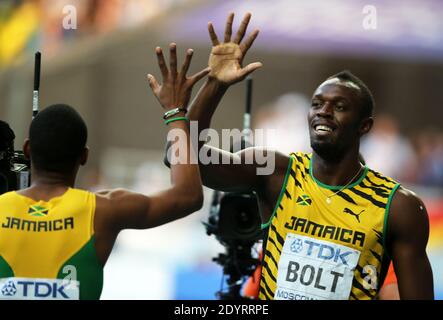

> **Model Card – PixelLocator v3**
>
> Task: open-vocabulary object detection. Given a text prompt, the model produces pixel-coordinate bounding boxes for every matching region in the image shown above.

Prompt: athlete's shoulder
[391,186,426,212]
[248,148,292,176]
[388,186,428,233]
[94,189,135,214]
[386,186,430,252]
[287,151,312,172]
[0,191,14,199]
[65,187,96,202]
[0,191,20,203]
[290,151,312,159]
[69,187,94,194]
[275,151,295,176]
[94,188,127,200]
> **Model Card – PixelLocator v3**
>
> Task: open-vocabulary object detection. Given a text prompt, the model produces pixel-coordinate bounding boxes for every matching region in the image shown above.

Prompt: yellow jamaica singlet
[0,188,103,300]
[259,152,400,300]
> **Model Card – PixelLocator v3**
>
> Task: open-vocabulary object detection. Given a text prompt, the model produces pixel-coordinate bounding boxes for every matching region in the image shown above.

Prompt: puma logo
[343,208,365,223]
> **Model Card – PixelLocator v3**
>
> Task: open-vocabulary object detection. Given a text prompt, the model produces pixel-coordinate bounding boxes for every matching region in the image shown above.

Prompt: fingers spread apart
[208,22,220,46]
[169,43,177,79]
[180,49,193,80]
[209,12,258,49]
[233,12,251,44]
[155,47,168,79]
[240,29,260,54]
[224,12,234,43]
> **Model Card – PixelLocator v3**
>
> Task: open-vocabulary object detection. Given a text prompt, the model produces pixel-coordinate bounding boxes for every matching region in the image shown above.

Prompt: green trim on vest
[57,236,103,300]
[309,157,368,190]
[0,255,14,278]
[382,183,401,259]
[261,156,294,230]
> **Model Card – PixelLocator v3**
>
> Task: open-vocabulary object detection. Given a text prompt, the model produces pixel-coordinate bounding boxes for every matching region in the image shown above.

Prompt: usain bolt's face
[308,78,370,161]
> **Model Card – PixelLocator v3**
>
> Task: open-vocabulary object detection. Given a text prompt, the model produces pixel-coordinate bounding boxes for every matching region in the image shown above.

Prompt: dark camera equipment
[0,121,30,194]
[0,52,40,194]
[204,78,264,300]
[33,51,41,119]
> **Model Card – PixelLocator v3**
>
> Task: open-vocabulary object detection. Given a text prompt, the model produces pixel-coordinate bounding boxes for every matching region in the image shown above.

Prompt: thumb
[190,67,212,85]
[147,74,160,94]
[238,62,263,80]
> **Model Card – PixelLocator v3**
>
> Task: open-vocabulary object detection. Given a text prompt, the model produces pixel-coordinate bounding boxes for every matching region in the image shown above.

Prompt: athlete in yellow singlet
[0,44,210,300]
[169,12,434,299]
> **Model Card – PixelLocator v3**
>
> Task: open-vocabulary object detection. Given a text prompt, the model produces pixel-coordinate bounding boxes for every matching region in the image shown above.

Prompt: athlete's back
[0,188,103,300]
[0,45,209,300]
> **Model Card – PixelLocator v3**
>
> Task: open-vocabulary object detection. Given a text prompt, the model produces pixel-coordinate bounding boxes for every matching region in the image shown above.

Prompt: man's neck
[17,169,77,201]
[311,150,363,187]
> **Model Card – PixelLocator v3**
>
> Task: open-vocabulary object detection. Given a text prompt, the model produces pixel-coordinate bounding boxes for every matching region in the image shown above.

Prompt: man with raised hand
[0,43,208,300]
[168,13,433,300]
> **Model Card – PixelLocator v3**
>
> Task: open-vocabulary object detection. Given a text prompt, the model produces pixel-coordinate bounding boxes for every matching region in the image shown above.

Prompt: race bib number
[275,233,361,300]
[0,277,79,300]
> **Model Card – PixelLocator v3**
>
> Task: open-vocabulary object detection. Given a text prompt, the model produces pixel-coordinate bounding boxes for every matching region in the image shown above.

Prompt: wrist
[164,116,189,126]
[163,107,187,120]
[162,103,188,110]
[206,77,229,92]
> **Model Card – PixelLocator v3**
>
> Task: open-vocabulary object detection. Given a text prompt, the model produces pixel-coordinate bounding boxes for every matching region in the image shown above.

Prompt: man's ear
[23,139,31,160]
[359,117,374,136]
[80,147,89,166]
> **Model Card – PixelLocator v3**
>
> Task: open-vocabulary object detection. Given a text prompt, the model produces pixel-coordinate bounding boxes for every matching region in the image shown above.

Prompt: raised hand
[207,12,262,86]
[147,43,210,110]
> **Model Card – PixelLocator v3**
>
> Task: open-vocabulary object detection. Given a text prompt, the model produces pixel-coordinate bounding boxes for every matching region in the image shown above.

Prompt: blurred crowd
[1,1,442,189]
[254,93,443,188]
[361,115,443,188]
[0,0,186,67]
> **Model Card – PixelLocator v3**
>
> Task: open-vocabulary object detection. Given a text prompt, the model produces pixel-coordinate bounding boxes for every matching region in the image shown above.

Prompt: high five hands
[208,12,263,86]
[147,12,262,110]
[147,43,211,111]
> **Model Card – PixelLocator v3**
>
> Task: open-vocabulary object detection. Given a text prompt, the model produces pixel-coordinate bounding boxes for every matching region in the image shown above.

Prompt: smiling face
[308,78,373,161]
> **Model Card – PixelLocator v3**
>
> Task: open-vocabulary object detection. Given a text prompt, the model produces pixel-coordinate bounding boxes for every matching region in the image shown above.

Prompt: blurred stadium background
[0,0,442,299]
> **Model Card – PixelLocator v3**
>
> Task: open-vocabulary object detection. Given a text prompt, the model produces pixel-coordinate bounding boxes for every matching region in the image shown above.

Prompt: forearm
[167,119,203,206]
[188,78,228,139]
[164,78,228,167]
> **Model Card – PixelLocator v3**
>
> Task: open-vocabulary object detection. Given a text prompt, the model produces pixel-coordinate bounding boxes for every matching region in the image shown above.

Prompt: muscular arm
[386,187,434,299]
[97,44,209,232]
[97,121,202,231]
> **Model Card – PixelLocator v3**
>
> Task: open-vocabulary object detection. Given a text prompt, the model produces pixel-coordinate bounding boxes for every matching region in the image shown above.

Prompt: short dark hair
[29,104,87,173]
[327,70,375,119]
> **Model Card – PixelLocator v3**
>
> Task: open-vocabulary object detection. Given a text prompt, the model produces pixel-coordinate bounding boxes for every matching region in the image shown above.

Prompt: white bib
[275,233,361,300]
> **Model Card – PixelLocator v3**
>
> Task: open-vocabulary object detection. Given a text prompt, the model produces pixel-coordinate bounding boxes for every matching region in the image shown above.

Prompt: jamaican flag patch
[28,205,49,217]
[296,195,312,206]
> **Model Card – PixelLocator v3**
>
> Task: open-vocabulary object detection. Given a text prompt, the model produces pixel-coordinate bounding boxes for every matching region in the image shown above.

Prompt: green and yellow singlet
[0,188,103,300]
[259,152,400,300]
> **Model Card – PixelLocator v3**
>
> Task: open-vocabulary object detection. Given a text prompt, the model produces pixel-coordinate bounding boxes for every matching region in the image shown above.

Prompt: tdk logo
[0,278,78,300]
[304,240,354,266]
[18,280,70,299]
[1,281,17,297]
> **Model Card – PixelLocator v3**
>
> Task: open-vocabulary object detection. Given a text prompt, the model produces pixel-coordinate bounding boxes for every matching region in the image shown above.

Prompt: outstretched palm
[147,43,210,110]
[208,13,262,86]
